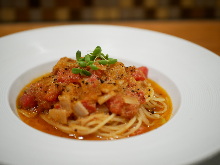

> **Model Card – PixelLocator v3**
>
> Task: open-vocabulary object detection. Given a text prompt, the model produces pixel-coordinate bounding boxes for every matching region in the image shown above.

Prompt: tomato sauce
[17,77,172,140]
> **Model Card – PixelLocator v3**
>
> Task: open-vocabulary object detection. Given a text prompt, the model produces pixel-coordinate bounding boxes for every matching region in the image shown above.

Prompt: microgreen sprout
[72,46,117,76]
[72,68,91,76]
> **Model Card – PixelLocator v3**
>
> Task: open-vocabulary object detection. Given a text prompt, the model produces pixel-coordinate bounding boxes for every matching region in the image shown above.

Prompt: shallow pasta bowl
[0,25,220,165]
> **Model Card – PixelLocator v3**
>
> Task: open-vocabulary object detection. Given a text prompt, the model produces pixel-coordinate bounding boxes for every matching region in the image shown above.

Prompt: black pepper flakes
[100,79,105,83]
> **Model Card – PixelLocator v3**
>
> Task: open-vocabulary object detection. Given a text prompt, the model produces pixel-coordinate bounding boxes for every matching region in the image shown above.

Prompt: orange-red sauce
[17,76,172,140]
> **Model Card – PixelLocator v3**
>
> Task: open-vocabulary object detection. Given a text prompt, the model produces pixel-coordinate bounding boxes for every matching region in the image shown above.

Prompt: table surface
[0,20,220,56]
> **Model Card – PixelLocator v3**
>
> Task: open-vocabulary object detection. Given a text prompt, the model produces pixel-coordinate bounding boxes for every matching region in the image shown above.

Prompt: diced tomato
[19,93,37,109]
[106,95,124,115]
[27,81,61,110]
[57,69,81,83]
[81,100,96,114]
[106,95,139,118]
[132,66,148,81]
[123,104,139,118]
[132,70,145,81]
[138,66,148,78]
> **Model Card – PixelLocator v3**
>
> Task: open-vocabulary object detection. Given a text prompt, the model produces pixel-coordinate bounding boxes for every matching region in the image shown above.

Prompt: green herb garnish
[72,46,117,76]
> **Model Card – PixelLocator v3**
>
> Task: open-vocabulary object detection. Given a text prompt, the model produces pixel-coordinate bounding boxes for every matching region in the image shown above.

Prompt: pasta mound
[17,56,172,140]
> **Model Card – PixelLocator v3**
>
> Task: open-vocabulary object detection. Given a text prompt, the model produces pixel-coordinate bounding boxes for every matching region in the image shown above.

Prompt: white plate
[0,25,220,165]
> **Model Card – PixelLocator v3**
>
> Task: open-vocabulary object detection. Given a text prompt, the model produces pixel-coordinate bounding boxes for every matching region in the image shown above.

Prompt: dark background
[0,0,219,22]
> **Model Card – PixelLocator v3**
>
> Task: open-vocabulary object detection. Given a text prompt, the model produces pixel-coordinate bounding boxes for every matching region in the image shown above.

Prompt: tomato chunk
[132,66,148,81]
[106,95,124,115]
[138,66,148,78]
[19,93,37,109]
[81,100,96,114]
[106,95,139,118]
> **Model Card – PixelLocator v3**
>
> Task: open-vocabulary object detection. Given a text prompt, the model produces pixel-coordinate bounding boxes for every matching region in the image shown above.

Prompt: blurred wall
[0,0,219,22]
